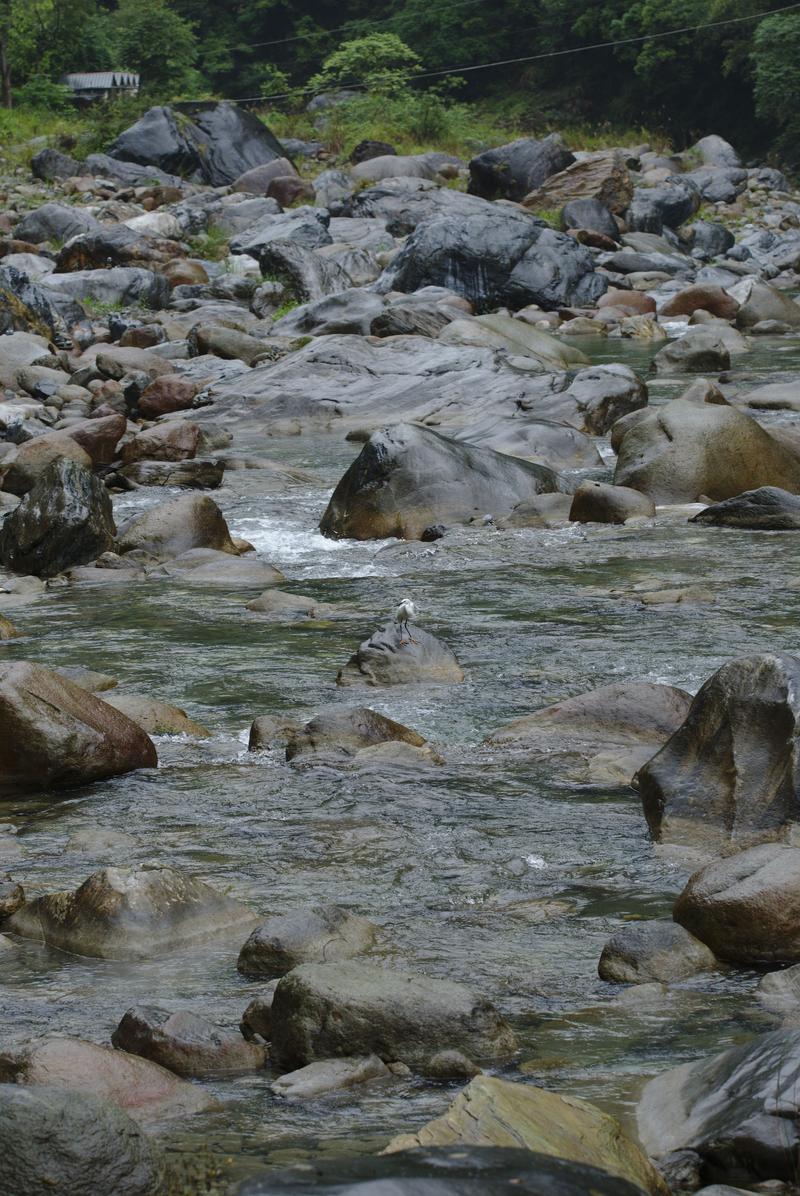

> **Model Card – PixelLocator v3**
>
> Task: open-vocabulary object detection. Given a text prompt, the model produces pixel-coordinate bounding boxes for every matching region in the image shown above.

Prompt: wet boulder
[569,480,655,524]
[379,204,607,312]
[286,706,427,763]
[256,239,349,303]
[271,1055,390,1100]
[0,875,24,921]
[7,865,254,959]
[0,458,115,578]
[469,135,575,202]
[614,400,800,503]
[638,654,800,849]
[100,693,210,738]
[626,179,700,233]
[237,905,377,977]
[0,1037,215,1124]
[270,961,517,1069]
[672,844,800,965]
[337,624,464,687]
[0,1084,165,1196]
[385,1075,667,1196]
[690,487,800,530]
[652,330,730,375]
[1,433,93,497]
[230,206,332,256]
[661,286,739,320]
[320,424,566,541]
[637,1028,800,1186]
[598,921,717,984]
[0,662,156,794]
[729,278,800,330]
[112,1006,266,1077]
[116,494,238,559]
[107,102,286,186]
[561,198,619,241]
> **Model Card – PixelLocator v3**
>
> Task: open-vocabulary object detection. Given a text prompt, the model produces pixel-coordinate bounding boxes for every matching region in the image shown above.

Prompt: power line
[216,0,800,105]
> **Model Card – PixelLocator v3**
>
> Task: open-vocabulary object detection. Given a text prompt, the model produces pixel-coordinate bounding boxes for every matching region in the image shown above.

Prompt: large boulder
[690,487,800,530]
[0,458,115,578]
[652,331,730,375]
[256,240,349,303]
[468,135,575,202]
[672,843,800,964]
[729,278,800,330]
[269,961,517,1069]
[237,905,377,977]
[7,865,255,959]
[320,424,565,541]
[1,433,93,497]
[0,1084,164,1196]
[637,1029,800,1186]
[41,267,170,311]
[337,624,464,687]
[229,206,332,256]
[286,707,427,763]
[0,1037,215,1123]
[638,654,800,849]
[626,179,700,233]
[237,1146,654,1196]
[107,103,286,186]
[0,662,156,794]
[661,285,739,320]
[523,150,633,215]
[14,203,99,245]
[598,920,717,984]
[379,205,607,312]
[0,265,78,343]
[111,1006,266,1077]
[385,1075,667,1196]
[569,481,654,524]
[614,400,800,502]
[116,494,238,559]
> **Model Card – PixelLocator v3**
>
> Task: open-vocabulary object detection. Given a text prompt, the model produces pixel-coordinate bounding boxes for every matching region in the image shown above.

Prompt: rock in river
[0,661,157,794]
[237,905,377,978]
[271,1055,390,1100]
[0,1084,165,1196]
[269,961,517,1069]
[7,865,255,959]
[116,494,238,559]
[637,1028,800,1186]
[569,480,655,524]
[337,624,464,687]
[385,1074,667,1196]
[638,654,800,849]
[0,458,116,579]
[690,487,800,530]
[598,920,717,984]
[286,706,427,763]
[112,1006,266,1077]
[320,424,566,541]
[672,843,800,965]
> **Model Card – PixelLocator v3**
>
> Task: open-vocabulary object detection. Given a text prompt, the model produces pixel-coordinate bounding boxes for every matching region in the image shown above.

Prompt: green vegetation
[186,226,230,262]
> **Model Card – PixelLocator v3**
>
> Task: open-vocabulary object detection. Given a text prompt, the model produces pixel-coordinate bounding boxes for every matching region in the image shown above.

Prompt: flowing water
[2,334,800,1186]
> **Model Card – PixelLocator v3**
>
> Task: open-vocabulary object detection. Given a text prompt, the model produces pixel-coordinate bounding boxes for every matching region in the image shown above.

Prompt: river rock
[380,205,606,313]
[626,179,700,233]
[729,278,800,329]
[569,481,655,524]
[111,1006,266,1077]
[637,1028,800,1185]
[41,267,170,311]
[614,400,800,502]
[320,424,565,541]
[639,654,800,849]
[121,421,200,465]
[469,135,574,202]
[653,330,730,375]
[6,865,255,959]
[0,662,156,794]
[271,1054,390,1099]
[0,458,116,578]
[672,843,800,964]
[237,906,378,978]
[256,240,349,303]
[523,150,633,215]
[757,963,800,1012]
[116,494,238,559]
[0,875,24,921]
[100,693,210,738]
[385,1075,666,1195]
[337,624,464,687]
[561,197,619,240]
[286,707,426,763]
[0,1037,215,1123]
[118,459,224,490]
[14,202,99,245]
[237,1146,657,1196]
[0,1084,165,1196]
[691,486,800,529]
[0,265,79,343]
[1,433,93,497]
[598,920,717,984]
[270,961,516,1069]
[65,414,126,467]
[661,285,739,320]
[138,374,199,419]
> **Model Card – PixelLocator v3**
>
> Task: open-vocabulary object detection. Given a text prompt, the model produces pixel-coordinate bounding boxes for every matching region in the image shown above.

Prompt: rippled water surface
[2,334,799,1185]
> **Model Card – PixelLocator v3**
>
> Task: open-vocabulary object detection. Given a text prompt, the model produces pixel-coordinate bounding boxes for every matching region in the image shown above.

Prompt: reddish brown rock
[598,289,656,314]
[661,285,739,320]
[232,158,298,194]
[121,421,200,465]
[66,414,126,466]
[162,259,210,288]
[138,374,199,419]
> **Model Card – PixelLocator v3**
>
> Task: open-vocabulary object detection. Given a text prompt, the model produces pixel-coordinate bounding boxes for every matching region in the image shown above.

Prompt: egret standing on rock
[393,598,419,645]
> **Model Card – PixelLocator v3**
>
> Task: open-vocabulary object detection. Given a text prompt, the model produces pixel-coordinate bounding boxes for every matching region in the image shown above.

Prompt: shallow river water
[2,333,800,1187]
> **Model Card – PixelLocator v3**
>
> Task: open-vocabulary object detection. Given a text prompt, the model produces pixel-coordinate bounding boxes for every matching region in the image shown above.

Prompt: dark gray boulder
[346,177,504,236]
[106,103,286,186]
[236,1146,652,1196]
[53,225,170,273]
[637,1029,800,1185]
[229,206,332,256]
[687,221,735,258]
[683,167,747,205]
[469,135,575,202]
[111,1005,266,1076]
[337,624,464,688]
[40,267,170,312]
[237,905,377,977]
[269,960,517,1069]
[14,203,99,245]
[638,654,800,849]
[626,179,700,233]
[380,206,607,312]
[0,458,116,578]
[320,423,566,540]
[691,487,800,530]
[0,265,78,345]
[653,331,731,375]
[598,920,717,984]
[30,148,84,181]
[85,152,183,187]
[257,241,349,303]
[562,198,619,240]
[286,706,427,763]
[0,1083,164,1196]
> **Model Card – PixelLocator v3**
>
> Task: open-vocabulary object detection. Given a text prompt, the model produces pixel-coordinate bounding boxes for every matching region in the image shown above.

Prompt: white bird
[393,598,419,645]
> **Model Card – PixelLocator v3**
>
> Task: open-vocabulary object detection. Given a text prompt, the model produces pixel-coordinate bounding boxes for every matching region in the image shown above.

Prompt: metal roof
[62,72,140,90]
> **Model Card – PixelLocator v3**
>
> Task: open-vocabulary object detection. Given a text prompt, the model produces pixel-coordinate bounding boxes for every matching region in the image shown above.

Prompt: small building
[61,72,140,104]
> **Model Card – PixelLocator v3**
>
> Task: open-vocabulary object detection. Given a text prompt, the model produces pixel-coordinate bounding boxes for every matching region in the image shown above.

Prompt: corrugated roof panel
[62,72,140,90]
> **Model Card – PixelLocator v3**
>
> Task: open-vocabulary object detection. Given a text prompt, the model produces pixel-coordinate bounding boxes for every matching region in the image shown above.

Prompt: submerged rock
[286,707,426,763]
[6,865,255,959]
[271,1055,390,1100]
[385,1075,667,1195]
[112,1006,266,1077]
[270,961,517,1069]
[237,906,377,978]
[598,920,717,984]
[337,624,464,687]
[691,487,800,530]
[101,693,210,738]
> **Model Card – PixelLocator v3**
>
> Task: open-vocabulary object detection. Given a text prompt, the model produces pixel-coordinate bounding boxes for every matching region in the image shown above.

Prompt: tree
[113,0,198,95]
[752,10,800,128]
[309,33,421,95]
